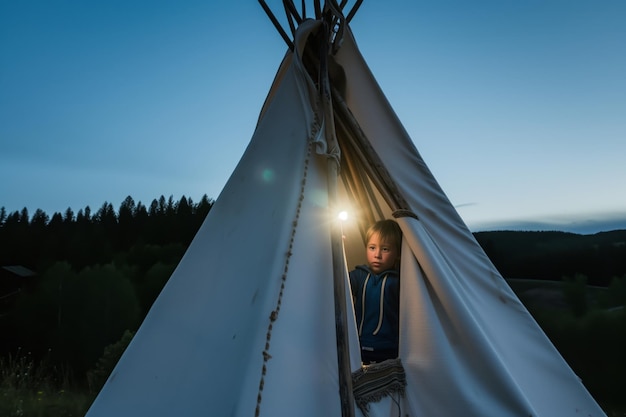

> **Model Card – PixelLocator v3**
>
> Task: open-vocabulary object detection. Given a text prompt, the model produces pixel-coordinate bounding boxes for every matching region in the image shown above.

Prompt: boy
[349,219,402,364]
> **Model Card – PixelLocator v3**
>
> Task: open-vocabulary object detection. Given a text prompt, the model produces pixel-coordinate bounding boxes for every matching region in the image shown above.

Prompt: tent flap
[86,15,606,417]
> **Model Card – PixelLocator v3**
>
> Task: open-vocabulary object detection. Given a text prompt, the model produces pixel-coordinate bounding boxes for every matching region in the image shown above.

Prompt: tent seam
[255,121,320,417]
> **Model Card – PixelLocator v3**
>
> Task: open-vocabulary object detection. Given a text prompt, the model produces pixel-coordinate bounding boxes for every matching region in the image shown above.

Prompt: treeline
[0,194,213,271]
[1,201,625,401]
[0,194,213,382]
[475,230,626,287]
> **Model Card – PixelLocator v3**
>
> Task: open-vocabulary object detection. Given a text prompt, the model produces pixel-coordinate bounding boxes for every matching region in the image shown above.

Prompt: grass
[2,280,623,416]
[0,349,93,417]
[1,349,623,416]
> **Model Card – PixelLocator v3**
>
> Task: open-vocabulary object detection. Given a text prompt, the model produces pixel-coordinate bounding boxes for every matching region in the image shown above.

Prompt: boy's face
[366,232,399,274]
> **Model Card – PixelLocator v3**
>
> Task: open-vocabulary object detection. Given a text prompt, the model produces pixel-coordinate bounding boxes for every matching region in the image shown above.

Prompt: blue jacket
[349,265,400,352]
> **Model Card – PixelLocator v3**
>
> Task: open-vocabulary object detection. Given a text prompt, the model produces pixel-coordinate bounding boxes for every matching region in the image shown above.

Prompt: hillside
[474,229,626,286]
[1,200,625,411]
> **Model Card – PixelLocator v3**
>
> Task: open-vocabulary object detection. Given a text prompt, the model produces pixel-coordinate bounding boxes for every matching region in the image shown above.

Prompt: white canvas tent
[86,2,606,416]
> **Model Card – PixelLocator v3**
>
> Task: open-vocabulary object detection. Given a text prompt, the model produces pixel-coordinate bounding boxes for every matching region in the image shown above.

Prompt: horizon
[2,192,625,236]
[1,1,625,236]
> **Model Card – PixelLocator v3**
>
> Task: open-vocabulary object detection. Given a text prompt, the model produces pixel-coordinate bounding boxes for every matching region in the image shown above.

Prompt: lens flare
[262,169,275,182]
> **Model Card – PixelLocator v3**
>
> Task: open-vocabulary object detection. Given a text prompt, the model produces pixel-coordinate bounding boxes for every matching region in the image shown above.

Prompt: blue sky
[1,1,625,234]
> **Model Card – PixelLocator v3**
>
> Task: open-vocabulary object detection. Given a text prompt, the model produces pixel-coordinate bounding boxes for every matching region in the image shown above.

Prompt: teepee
[86,2,606,416]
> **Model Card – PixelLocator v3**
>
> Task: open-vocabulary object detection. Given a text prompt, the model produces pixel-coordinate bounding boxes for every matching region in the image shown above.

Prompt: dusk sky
[1,1,625,234]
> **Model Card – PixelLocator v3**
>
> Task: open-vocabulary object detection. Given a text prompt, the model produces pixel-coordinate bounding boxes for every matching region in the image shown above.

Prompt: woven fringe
[352,358,406,416]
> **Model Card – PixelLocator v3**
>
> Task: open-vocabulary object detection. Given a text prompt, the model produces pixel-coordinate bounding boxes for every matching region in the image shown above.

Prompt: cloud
[454,202,477,209]
[468,211,626,235]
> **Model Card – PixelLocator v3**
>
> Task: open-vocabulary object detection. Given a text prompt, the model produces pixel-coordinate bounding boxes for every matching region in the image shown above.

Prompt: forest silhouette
[1,195,212,378]
[1,195,625,408]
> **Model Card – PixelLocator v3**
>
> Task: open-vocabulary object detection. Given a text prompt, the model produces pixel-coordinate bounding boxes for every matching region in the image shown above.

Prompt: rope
[254,119,320,417]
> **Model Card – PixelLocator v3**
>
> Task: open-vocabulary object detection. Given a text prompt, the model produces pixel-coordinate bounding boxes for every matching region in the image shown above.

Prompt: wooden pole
[319,17,356,417]
[328,159,356,417]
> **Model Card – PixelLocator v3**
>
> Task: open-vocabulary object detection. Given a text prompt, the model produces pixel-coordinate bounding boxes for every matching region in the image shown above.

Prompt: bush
[86,330,135,393]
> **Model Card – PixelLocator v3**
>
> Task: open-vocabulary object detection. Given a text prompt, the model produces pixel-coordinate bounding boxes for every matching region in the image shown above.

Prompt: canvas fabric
[86,20,606,417]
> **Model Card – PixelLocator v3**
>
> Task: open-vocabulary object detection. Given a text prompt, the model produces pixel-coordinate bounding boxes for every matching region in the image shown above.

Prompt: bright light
[338,211,349,221]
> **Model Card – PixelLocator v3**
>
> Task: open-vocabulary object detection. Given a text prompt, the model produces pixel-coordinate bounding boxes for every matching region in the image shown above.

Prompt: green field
[2,277,624,416]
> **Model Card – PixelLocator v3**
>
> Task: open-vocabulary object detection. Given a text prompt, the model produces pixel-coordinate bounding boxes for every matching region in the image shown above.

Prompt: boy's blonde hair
[365,219,402,252]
